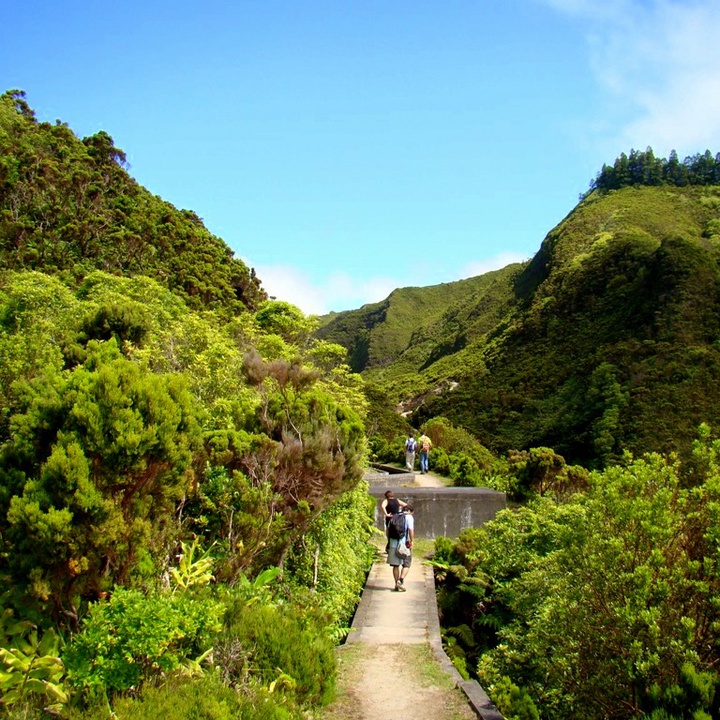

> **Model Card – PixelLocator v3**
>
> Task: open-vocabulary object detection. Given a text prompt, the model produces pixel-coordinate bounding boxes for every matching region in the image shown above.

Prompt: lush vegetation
[0,91,375,719]
[432,424,720,719]
[317,149,720,718]
[319,169,720,470]
[7,84,720,720]
[0,90,265,314]
[590,147,720,193]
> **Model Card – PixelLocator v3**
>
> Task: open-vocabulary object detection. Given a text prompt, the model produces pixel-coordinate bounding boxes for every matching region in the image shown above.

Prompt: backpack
[405,438,416,452]
[421,438,431,452]
[388,512,407,540]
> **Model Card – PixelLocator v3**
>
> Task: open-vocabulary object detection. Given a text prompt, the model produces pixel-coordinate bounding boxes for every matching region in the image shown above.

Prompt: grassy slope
[320,185,720,465]
[315,274,511,371]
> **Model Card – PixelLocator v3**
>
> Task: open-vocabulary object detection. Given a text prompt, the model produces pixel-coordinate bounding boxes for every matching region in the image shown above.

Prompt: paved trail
[412,470,445,488]
[322,471,503,720]
[323,559,477,720]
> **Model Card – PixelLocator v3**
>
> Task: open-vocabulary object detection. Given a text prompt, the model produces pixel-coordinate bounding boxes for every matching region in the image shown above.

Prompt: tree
[0,340,202,622]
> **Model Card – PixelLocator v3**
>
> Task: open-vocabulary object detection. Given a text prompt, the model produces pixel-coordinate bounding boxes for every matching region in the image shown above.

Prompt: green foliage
[254,300,317,345]
[221,598,336,708]
[491,676,540,720]
[321,180,720,468]
[283,482,376,629]
[63,587,222,695]
[0,608,67,711]
[506,446,589,500]
[590,147,720,193]
[102,672,295,720]
[0,339,202,616]
[169,538,215,591]
[316,267,523,377]
[436,434,720,719]
[0,90,390,719]
[0,91,266,313]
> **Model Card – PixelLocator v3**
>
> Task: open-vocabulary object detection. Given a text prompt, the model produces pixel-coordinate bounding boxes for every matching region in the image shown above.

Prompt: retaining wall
[369,486,507,539]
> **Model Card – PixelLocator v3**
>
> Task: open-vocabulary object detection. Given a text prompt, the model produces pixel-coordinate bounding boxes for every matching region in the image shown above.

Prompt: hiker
[404,434,417,471]
[387,504,415,591]
[418,433,432,474]
[381,490,407,553]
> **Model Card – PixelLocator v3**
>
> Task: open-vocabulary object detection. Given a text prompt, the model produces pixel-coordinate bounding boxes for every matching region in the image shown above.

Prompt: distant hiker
[404,435,417,471]
[418,434,432,474]
[381,490,407,553]
[387,504,415,591]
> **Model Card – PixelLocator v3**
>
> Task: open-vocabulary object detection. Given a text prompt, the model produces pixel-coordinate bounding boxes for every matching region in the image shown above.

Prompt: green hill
[0,90,265,313]
[319,178,720,467]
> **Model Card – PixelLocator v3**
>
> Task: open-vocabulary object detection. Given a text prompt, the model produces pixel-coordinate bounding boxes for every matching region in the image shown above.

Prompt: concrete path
[413,470,445,488]
[339,553,504,720]
[346,551,437,645]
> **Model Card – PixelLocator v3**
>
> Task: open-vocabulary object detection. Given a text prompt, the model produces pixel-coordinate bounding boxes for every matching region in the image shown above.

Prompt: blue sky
[2,1,720,314]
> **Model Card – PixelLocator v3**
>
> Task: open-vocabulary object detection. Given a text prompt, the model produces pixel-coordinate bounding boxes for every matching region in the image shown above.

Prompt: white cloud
[543,0,720,156]
[254,264,404,316]
[459,252,529,280]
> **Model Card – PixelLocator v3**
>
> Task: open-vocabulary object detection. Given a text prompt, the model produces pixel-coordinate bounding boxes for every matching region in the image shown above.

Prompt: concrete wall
[370,486,507,540]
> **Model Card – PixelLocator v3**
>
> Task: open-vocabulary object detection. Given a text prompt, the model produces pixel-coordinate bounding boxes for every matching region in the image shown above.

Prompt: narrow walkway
[328,553,503,720]
[413,469,445,488]
[346,552,438,644]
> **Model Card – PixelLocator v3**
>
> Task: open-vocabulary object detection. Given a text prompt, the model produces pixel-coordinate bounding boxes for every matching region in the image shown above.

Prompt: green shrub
[448,453,482,486]
[283,484,375,630]
[64,672,294,720]
[221,599,336,708]
[63,588,223,696]
[491,676,539,720]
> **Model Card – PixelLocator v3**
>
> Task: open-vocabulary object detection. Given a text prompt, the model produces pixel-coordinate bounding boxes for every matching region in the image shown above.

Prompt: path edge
[340,559,504,719]
[422,561,505,720]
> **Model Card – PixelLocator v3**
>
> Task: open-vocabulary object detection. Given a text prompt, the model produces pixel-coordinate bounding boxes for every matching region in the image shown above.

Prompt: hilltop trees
[590,147,720,192]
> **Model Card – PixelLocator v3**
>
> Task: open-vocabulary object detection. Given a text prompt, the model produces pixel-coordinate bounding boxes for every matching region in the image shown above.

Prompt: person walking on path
[418,434,432,474]
[387,504,414,591]
[381,490,406,553]
[404,434,417,471]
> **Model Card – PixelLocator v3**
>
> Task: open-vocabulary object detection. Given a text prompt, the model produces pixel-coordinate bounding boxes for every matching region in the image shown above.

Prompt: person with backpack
[381,490,407,553]
[386,504,415,591]
[404,434,417,471]
[418,434,432,474]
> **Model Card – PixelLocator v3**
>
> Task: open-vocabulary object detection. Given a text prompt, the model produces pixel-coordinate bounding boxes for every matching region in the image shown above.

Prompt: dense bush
[221,599,336,708]
[434,427,720,719]
[63,587,223,694]
[67,673,295,720]
[283,482,376,631]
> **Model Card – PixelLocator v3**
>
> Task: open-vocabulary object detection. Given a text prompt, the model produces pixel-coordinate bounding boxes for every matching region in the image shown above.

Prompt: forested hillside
[0,90,265,314]
[320,153,720,468]
[0,91,373,719]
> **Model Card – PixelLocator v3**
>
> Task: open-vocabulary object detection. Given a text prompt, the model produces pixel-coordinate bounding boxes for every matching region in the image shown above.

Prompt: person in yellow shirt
[418,434,432,474]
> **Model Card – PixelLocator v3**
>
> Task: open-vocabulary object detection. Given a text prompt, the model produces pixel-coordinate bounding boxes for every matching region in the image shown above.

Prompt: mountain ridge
[318,180,720,467]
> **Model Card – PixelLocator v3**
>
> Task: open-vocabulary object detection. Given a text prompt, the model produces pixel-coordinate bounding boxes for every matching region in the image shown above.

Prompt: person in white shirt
[386,504,415,591]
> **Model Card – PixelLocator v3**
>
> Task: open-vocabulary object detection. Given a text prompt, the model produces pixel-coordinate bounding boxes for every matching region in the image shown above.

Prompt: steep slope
[427,185,720,464]
[0,90,265,313]
[322,183,720,466]
[316,264,524,374]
